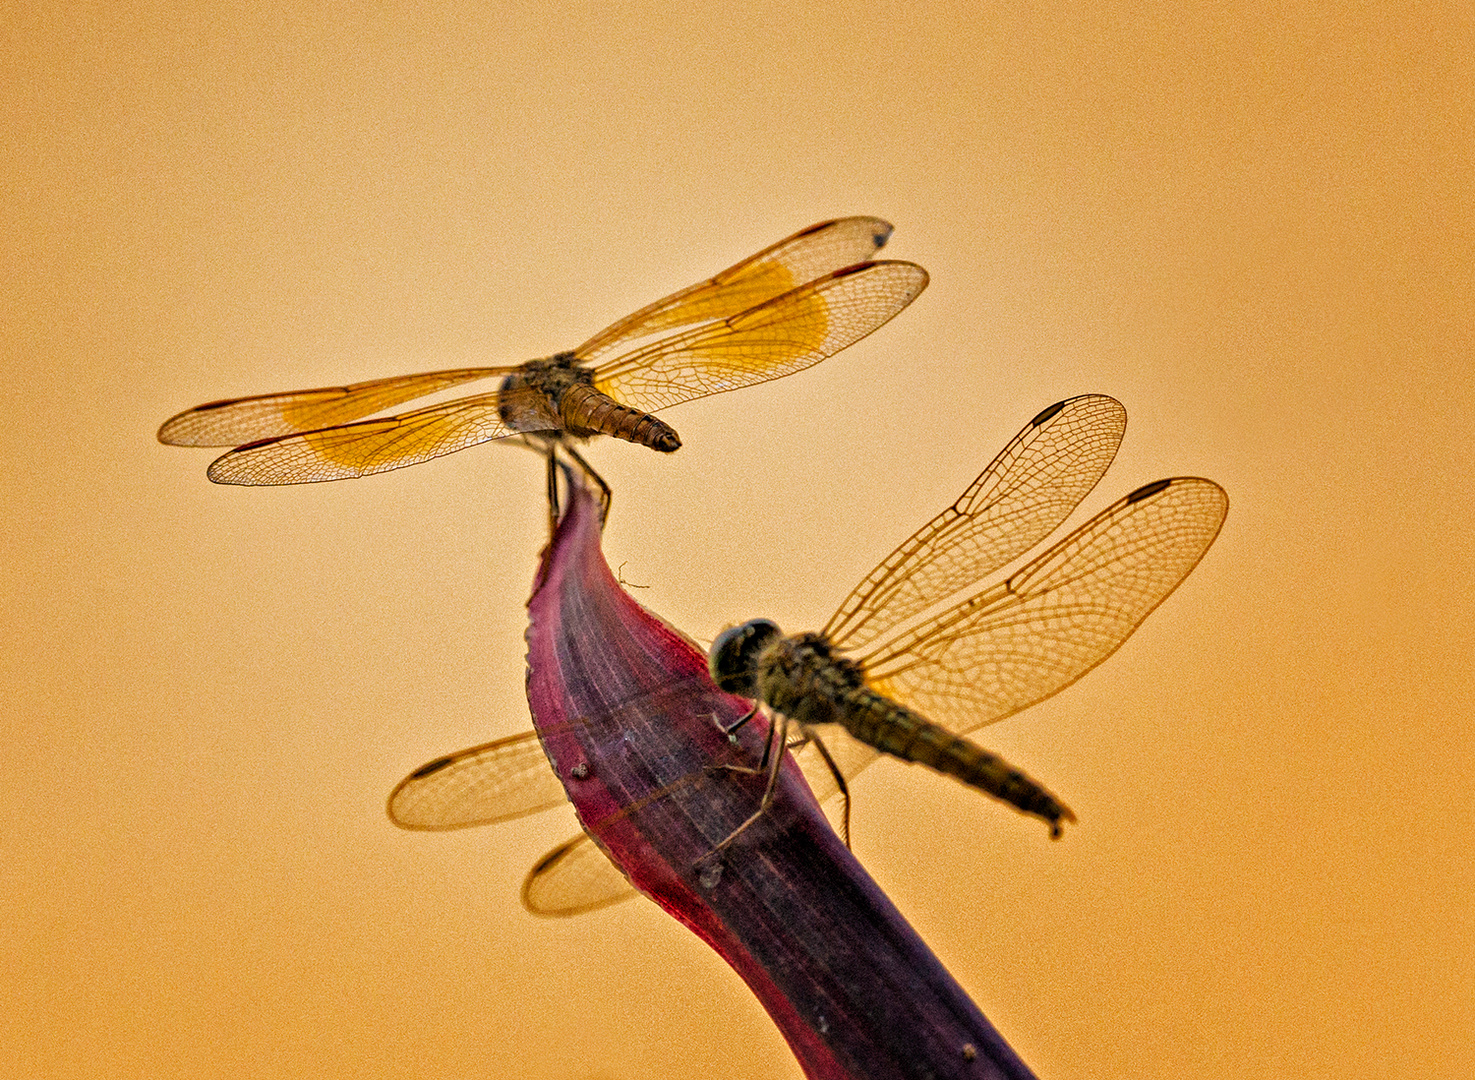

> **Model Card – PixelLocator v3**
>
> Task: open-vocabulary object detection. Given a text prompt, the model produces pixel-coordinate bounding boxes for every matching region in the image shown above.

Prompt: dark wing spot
[195,397,242,412]
[1127,477,1174,503]
[228,433,285,453]
[527,837,579,876]
[408,756,455,780]
[1030,400,1068,426]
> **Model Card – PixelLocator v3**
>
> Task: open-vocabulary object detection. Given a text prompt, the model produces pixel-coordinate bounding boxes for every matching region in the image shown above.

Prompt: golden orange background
[4,3,1471,1077]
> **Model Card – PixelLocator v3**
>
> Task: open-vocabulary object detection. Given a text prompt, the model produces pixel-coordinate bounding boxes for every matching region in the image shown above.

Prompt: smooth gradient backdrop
[4,3,1471,1078]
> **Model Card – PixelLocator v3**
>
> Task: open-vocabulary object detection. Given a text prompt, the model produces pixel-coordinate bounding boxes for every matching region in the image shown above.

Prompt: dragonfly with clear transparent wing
[158,217,927,501]
[387,394,1228,915]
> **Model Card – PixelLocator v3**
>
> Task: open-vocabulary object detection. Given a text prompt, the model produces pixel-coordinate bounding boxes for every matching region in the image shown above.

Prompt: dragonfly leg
[723,701,760,737]
[560,443,612,526]
[755,700,789,772]
[535,438,609,533]
[805,731,852,849]
[543,442,562,534]
[709,713,789,856]
[706,704,772,776]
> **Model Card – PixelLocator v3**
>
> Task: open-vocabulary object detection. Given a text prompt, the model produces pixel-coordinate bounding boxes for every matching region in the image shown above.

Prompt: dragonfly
[387,394,1228,915]
[157,217,928,504]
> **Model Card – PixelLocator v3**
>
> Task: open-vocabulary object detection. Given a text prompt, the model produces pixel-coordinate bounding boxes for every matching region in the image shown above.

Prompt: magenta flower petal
[525,475,1041,1080]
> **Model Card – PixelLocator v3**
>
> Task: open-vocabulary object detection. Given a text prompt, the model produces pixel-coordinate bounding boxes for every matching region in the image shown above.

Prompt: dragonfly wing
[861,477,1228,735]
[574,217,896,362]
[592,261,928,415]
[203,389,533,485]
[522,834,639,916]
[824,395,1127,651]
[387,730,571,830]
[158,367,512,446]
[388,730,640,914]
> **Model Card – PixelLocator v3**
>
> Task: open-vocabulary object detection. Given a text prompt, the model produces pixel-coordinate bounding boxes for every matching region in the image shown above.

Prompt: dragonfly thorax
[712,623,869,730]
[755,631,868,730]
[497,353,592,436]
[498,352,682,451]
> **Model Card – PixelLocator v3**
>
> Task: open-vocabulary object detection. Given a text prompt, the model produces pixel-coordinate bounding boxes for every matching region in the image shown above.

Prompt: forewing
[521,834,638,916]
[158,367,510,446]
[574,217,895,362]
[387,731,569,830]
[861,477,1228,735]
[824,395,1127,651]
[203,389,530,485]
[592,261,928,415]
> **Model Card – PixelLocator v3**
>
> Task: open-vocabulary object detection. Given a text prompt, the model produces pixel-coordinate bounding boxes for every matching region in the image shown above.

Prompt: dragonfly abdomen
[560,384,681,452]
[762,634,1076,837]
[844,692,1075,837]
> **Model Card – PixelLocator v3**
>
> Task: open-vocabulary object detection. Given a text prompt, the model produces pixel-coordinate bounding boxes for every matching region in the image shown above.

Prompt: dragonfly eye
[708,619,782,697]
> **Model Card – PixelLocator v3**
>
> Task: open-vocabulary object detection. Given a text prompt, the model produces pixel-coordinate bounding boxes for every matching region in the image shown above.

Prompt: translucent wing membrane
[823,395,1126,651]
[862,477,1228,735]
[386,685,877,915]
[573,216,894,362]
[160,220,891,451]
[386,722,643,914]
[521,834,640,917]
[204,389,527,485]
[594,261,928,415]
[157,367,510,446]
[165,228,923,484]
[388,727,641,914]
[386,731,569,830]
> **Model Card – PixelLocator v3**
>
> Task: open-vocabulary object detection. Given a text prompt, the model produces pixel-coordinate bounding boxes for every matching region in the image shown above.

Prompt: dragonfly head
[708,619,782,697]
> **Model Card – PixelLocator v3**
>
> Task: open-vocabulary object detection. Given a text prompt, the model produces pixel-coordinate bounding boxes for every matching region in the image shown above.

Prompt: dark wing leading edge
[573,216,896,363]
[592,260,928,415]
[859,477,1228,736]
[823,394,1127,652]
[520,834,643,917]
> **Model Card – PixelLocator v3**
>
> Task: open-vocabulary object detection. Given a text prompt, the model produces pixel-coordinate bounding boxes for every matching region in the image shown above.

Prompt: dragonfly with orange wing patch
[387,394,1228,915]
[158,217,927,507]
